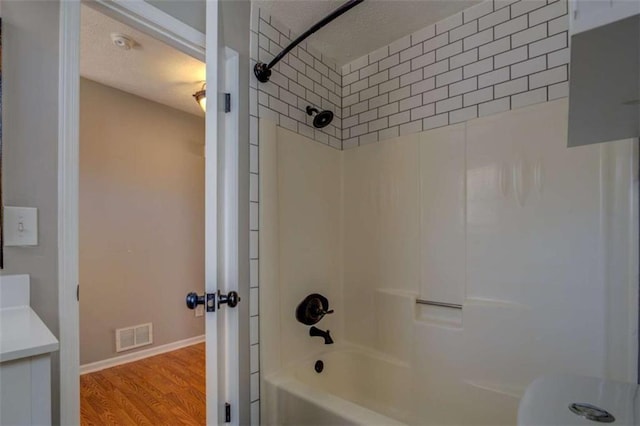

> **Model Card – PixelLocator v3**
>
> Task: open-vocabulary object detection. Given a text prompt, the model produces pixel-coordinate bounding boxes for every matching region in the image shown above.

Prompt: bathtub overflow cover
[314,360,324,373]
[569,403,615,423]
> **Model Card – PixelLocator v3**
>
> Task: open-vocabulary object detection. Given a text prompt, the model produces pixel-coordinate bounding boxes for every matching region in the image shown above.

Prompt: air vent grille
[116,322,153,352]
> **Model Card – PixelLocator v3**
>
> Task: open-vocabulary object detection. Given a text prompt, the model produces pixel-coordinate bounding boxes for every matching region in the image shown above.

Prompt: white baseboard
[80,334,205,375]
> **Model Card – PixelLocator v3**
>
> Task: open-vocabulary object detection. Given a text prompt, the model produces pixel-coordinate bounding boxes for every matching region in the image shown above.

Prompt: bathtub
[263,345,411,425]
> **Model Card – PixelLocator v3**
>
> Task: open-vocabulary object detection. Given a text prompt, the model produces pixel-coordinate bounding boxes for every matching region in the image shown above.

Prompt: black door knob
[218,290,240,308]
[186,292,205,310]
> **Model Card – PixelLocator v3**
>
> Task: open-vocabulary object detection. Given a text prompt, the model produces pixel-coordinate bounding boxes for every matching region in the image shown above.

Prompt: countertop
[0,306,59,363]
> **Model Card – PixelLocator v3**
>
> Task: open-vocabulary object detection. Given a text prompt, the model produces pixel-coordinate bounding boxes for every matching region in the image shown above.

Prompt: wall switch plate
[3,206,38,246]
[195,305,204,317]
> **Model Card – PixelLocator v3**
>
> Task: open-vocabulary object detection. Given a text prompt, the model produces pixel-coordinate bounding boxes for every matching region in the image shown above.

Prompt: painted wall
[0,1,61,422]
[79,78,205,365]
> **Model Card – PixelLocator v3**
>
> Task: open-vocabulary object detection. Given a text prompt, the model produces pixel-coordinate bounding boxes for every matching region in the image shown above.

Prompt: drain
[569,403,615,423]
[314,360,324,373]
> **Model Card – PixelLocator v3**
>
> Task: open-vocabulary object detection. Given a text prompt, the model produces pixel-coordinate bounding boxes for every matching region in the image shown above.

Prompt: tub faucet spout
[310,326,334,344]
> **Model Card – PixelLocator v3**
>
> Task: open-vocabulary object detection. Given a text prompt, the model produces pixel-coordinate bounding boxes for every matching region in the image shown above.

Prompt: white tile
[341,63,351,75]
[251,401,260,426]
[494,15,527,39]
[436,96,463,114]
[306,66,322,83]
[250,287,259,316]
[529,65,567,89]
[314,130,329,145]
[259,19,280,42]
[250,259,259,287]
[400,69,423,87]
[269,96,289,115]
[412,24,436,45]
[329,136,341,149]
[390,61,411,79]
[250,116,258,145]
[411,103,435,120]
[389,35,411,55]
[478,36,511,59]
[437,12,463,34]
[380,53,400,71]
[511,0,546,17]
[423,33,449,53]
[380,78,400,94]
[463,28,494,51]
[370,45,389,63]
[343,137,359,149]
[360,62,379,79]
[463,57,493,78]
[494,0,519,10]
[547,47,570,67]
[423,86,449,104]
[450,77,478,96]
[370,70,389,86]
[389,110,411,126]
[511,87,547,108]
[463,86,494,106]
[478,7,510,30]
[478,66,510,88]
[314,59,329,77]
[511,23,547,47]
[343,115,359,128]
[270,16,291,38]
[529,0,567,26]
[359,132,379,145]
[436,40,463,61]
[423,113,449,130]
[250,316,259,344]
[343,93,359,107]
[299,123,314,140]
[351,123,368,137]
[250,173,259,202]
[359,109,377,123]
[379,126,400,141]
[251,372,260,401]
[436,67,463,87]
[361,86,379,100]
[389,86,411,102]
[369,93,389,109]
[400,43,424,63]
[450,49,479,69]
[350,54,369,71]
[511,55,546,78]
[548,80,569,100]
[379,102,400,117]
[288,80,305,98]
[369,117,389,132]
[479,96,510,116]
[351,100,369,115]
[450,21,478,42]
[412,51,436,70]
[464,0,494,23]
[548,15,569,35]
[411,77,436,96]
[423,59,450,78]
[450,105,478,123]
[343,70,359,86]
[494,76,528,97]
[250,344,260,373]
[400,120,423,136]
[250,230,259,259]
[250,145,259,174]
[297,73,314,90]
[250,32,258,60]
[400,94,423,111]
[351,78,368,93]
[494,45,528,68]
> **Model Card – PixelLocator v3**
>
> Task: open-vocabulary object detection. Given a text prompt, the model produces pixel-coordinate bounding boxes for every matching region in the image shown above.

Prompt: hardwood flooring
[81,343,205,425]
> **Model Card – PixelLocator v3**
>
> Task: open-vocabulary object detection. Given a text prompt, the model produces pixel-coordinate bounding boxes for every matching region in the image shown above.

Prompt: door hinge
[225,402,231,423]
[224,93,231,113]
[76,284,79,301]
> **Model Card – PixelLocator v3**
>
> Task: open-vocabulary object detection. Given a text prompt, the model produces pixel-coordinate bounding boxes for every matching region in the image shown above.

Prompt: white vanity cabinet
[0,275,59,425]
[570,0,640,35]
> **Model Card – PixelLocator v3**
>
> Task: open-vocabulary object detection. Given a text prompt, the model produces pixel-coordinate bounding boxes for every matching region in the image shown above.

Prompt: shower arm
[254,0,365,83]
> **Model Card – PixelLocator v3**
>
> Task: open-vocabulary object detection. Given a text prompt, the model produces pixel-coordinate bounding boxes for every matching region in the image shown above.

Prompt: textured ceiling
[255,0,481,66]
[80,4,205,117]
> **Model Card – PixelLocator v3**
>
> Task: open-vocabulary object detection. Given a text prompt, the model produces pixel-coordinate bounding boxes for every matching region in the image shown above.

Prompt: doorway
[78,5,207,423]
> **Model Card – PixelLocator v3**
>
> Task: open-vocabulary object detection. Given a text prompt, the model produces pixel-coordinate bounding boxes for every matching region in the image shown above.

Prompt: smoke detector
[110,33,136,50]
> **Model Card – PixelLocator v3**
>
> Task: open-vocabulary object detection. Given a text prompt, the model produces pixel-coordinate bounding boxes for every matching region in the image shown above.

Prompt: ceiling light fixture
[193,83,206,112]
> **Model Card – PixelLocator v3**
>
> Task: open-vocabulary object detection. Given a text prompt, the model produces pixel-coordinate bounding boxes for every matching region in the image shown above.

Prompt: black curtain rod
[254,0,365,83]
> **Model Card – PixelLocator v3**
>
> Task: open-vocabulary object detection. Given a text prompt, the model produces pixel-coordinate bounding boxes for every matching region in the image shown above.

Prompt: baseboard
[80,334,205,375]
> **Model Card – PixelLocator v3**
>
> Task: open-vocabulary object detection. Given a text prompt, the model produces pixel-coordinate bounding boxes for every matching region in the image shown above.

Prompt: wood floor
[81,343,205,425]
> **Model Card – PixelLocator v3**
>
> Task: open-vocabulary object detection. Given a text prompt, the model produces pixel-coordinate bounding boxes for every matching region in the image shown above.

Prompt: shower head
[306,106,334,129]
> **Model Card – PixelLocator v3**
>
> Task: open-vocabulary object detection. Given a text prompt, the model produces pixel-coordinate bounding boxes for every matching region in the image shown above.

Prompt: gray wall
[79,78,205,365]
[145,0,206,33]
[0,0,61,423]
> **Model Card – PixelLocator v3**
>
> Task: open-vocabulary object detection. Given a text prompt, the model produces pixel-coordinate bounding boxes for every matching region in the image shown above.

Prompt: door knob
[218,290,241,308]
[186,292,216,312]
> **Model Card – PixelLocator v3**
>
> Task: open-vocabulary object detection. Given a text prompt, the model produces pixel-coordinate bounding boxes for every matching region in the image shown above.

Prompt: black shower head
[306,106,334,129]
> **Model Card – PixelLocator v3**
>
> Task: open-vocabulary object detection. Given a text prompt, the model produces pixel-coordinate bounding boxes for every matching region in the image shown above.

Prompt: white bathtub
[263,345,411,425]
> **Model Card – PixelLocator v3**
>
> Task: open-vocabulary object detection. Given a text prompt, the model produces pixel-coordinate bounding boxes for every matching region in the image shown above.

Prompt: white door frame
[58,2,243,424]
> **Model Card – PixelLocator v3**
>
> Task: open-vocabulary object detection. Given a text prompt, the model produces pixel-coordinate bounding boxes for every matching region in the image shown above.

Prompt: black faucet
[310,326,334,344]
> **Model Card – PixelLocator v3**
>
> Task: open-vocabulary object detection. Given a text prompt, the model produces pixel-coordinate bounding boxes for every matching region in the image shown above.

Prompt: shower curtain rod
[254,0,365,83]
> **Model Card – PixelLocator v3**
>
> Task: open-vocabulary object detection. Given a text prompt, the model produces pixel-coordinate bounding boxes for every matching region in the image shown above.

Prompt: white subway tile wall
[341,0,568,148]
[248,1,569,422]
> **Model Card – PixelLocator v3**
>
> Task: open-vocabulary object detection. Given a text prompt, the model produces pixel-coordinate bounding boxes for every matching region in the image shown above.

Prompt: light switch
[3,206,38,246]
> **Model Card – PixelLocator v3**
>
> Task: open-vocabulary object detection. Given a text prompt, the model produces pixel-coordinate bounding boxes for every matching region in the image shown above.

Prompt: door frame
[58,2,245,424]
